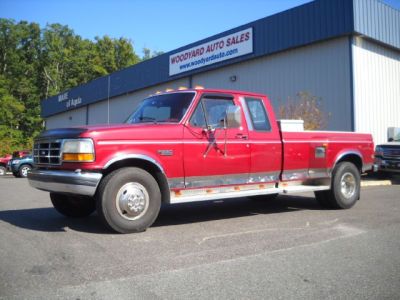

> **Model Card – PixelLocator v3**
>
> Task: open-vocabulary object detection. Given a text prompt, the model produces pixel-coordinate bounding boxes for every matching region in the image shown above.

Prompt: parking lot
[1,174,400,299]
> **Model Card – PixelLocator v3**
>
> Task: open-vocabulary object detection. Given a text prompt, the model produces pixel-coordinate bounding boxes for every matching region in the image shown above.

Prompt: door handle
[235,134,248,140]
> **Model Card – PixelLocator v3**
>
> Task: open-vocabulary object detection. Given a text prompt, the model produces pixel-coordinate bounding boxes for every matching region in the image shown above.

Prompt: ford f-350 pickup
[28,88,374,233]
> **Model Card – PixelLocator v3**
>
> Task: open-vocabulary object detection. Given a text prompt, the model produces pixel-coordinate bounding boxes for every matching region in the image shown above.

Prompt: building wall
[46,106,87,129]
[192,37,353,131]
[353,0,400,50]
[46,37,353,131]
[352,36,400,145]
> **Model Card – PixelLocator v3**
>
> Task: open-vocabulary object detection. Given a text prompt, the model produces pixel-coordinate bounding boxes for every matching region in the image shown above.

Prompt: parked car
[10,154,34,178]
[12,150,31,159]
[0,154,12,176]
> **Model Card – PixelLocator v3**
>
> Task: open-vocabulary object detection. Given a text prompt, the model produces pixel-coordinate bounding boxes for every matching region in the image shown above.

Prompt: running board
[169,183,331,204]
[282,185,330,193]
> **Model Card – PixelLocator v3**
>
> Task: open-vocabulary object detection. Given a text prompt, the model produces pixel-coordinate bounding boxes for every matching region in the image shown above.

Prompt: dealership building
[42,0,400,145]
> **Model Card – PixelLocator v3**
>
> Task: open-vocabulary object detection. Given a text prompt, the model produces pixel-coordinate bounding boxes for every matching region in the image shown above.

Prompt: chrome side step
[282,185,330,193]
[169,182,331,204]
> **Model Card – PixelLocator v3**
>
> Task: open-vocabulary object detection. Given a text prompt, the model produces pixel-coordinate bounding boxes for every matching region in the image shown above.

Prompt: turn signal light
[62,153,94,162]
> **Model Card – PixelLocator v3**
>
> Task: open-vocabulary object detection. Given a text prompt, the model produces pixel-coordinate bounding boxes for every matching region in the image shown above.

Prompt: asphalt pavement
[0,174,399,299]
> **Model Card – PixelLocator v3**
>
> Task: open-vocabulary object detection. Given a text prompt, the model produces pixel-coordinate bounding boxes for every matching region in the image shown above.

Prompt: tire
[249,193,278,201]
[315,162,360,209]
[13,172,20,178]
[0,166,6,176]
[50,193,96,218]
[96,167,161,233]
[18,164,31,178]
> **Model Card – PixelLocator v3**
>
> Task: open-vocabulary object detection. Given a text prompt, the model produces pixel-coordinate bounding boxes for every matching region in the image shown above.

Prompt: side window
[203,98,234,128]
[189,96,234,128]
[245,97,271,131]
[189,103,206,127]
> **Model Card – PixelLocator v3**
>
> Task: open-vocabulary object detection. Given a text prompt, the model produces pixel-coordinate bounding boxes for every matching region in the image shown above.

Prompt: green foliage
[278,92,332,130]
[0,18,157,156]
[142,47,164,61]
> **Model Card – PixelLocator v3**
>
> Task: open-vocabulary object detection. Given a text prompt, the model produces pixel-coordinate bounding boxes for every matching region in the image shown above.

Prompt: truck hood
[377,142,400,147]
[36,123,182,141]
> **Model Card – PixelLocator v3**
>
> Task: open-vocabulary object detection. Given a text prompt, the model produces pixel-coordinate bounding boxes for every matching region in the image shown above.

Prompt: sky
[1,0,400,55]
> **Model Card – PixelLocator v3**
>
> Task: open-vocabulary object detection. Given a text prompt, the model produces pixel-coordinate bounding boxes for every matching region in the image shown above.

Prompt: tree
[278,92,332,130]
[142,47,164,60]
[0,18,153,156]
[91,36,140,77]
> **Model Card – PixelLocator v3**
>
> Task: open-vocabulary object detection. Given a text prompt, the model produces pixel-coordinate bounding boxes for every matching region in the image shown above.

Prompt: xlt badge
[157,150,173,156]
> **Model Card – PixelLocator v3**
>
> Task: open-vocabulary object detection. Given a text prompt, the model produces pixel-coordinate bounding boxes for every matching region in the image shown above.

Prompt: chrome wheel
[20,165,31,177]
[116,182,149,221]
[340,172,356,199]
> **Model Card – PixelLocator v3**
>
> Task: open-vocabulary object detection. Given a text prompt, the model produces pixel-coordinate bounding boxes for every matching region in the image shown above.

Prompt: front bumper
[374,158,400,173]
[28,169,103,196]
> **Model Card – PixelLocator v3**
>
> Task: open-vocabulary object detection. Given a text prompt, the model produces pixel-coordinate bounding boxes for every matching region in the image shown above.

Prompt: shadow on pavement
[154,195,321,227]
[0,207,109,234]
[363,172,400,185]
[0,194,323,234]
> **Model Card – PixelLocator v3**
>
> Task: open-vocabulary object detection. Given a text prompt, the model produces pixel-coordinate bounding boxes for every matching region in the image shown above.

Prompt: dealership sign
[169,28,253,76]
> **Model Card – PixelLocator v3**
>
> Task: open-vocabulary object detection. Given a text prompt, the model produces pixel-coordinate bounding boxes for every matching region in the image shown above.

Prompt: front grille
[33,140,62,165]
[382,147,400,159]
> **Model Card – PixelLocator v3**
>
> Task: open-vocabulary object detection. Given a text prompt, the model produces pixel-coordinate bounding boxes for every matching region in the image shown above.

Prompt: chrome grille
[382,147,400,159]
[33,140,62,165]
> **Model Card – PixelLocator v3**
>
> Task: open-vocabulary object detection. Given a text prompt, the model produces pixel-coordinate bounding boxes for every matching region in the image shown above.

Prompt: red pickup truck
[28,88,374,233]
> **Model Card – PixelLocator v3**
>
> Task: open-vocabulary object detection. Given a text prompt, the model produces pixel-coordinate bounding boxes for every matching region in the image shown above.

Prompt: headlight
[12,160,20,164]
[62,139,95,162]
[374,146,383,157]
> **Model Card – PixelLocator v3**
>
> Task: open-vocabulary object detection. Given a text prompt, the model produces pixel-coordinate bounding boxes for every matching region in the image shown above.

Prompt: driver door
[183,94,250,188]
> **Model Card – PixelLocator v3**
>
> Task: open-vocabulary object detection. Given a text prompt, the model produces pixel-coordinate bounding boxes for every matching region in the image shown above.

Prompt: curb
[361,180,392,187]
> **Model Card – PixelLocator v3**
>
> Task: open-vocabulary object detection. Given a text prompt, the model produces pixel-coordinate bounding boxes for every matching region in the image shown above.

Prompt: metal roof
[41,0,400,117]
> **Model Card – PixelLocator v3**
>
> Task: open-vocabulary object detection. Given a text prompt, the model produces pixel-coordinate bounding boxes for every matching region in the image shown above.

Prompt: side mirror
[226,105,242,128]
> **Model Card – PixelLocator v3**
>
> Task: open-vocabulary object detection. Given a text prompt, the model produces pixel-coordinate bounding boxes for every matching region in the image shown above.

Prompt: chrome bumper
[28,169,103,196]
[374,158,400,173]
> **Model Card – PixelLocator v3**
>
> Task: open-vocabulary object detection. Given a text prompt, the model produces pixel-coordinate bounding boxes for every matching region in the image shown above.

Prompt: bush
[278,92,331,130]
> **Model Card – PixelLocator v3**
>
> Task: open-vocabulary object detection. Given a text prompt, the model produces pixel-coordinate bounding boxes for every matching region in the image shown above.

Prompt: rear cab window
[244,97,271,131]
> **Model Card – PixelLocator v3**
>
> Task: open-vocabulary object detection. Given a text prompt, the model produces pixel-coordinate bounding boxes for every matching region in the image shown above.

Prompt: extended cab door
[239,96,282,183]
[183,93,250,188]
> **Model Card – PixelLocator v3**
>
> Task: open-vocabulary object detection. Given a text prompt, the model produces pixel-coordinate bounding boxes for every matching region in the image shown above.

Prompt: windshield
[126,92,195,124]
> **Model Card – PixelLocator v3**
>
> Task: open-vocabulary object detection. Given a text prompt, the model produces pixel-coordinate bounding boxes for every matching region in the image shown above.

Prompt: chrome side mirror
[226,105,241,128]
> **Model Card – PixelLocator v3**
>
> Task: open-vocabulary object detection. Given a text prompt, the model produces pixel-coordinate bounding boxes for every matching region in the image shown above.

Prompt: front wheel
[96,167,161,233]
[19,164,31,178]
[50,193,96,217]
[315,162,360,209]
